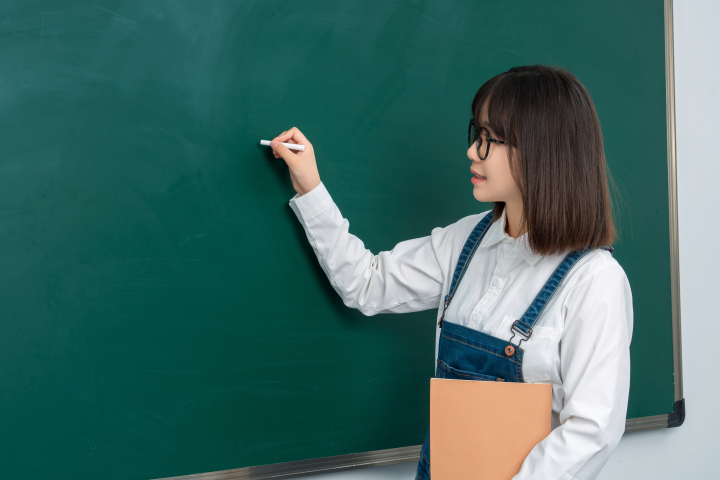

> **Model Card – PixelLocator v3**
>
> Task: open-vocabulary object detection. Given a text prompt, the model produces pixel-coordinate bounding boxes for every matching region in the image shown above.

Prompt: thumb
[272,141,296,161]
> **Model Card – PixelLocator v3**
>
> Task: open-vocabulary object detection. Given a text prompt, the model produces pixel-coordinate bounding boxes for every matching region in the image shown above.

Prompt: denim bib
[415,214,612,480]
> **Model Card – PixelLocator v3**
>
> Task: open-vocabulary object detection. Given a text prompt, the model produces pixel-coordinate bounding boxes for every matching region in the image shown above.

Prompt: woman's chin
[472,190,493,203]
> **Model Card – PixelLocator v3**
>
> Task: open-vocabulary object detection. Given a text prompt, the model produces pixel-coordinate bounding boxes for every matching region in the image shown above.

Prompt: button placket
[501,241,519,260]
[469,251,514,328]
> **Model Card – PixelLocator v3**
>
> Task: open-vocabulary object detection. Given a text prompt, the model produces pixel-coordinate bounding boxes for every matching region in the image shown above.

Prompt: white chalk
[260,140,306,151]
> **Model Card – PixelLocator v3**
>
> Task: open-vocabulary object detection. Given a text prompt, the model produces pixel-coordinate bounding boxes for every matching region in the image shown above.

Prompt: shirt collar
[479,206,543,266]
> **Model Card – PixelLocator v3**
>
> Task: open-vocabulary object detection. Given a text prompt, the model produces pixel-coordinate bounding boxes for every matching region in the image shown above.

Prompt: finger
[271,136,300,149]
[272,137,298,148]
[287,127,309,145]
[272,142,298,162]
[273,130,295,143]
[274,127,308,146]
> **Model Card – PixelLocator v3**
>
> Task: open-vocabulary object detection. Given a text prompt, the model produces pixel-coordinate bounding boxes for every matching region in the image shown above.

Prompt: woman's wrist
[298,178,322,196]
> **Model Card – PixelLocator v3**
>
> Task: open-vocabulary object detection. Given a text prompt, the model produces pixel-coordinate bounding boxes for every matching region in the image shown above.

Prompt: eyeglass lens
[469,122,490,159]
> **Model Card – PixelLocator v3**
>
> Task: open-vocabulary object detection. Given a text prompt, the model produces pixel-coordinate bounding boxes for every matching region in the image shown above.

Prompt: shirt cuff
[288,182,334,223]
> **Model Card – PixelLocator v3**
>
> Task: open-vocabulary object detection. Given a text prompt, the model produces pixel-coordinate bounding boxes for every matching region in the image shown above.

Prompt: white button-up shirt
[289,182,633,480]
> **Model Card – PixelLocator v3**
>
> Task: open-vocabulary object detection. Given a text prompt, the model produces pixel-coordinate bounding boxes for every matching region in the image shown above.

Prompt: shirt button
[472,314,478,320]
[505,242,514,249]
[492,278,499,286]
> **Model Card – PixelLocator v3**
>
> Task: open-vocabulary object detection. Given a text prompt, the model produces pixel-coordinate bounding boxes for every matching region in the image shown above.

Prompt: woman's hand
[270,127,321,196]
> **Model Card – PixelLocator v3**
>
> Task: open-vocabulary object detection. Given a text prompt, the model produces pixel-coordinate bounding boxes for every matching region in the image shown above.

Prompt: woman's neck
[504,201,526,239]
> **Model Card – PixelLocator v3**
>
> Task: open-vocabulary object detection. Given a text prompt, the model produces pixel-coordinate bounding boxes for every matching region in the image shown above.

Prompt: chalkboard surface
[0,1,674,479]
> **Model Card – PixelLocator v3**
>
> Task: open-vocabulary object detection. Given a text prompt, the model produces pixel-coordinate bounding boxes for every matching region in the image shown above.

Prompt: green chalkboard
[0,1,680,479]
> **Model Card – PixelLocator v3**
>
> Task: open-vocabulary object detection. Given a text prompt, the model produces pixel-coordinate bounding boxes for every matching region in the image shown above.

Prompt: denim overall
[415,214,612,480]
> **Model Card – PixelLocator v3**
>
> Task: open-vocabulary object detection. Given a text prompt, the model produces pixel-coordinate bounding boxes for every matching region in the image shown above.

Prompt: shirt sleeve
[513,255,634,480]
[288,182,448,316]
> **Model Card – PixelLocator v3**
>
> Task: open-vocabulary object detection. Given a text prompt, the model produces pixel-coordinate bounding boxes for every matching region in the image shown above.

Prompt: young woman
[269,65,633,480]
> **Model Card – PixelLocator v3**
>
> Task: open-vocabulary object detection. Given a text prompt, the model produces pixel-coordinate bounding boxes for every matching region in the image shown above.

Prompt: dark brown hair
[471,65,615,255]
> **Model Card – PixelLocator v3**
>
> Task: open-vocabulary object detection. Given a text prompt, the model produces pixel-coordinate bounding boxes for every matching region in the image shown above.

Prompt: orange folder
[430,378,552,479]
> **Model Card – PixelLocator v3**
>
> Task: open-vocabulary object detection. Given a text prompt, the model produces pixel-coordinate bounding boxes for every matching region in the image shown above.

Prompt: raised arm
[269,127,447,315]
[289,182,445,315]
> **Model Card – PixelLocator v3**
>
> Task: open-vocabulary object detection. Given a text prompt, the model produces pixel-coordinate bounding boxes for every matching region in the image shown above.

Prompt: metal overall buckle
[437,294,451,328]
[505,320,533,357]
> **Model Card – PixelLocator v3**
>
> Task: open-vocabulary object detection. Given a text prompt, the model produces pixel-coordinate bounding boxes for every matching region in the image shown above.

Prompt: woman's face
[467,106,522,206]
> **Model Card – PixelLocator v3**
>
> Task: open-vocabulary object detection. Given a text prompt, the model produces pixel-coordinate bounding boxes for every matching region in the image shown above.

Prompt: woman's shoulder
[560,247,632,301]
[429,209,493,246]
[432,208,494,237]
[558,247,634,340]
[427,209,494,267]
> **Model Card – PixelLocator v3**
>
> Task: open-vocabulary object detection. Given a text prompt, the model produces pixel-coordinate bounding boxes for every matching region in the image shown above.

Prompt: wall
[295,0,720,478]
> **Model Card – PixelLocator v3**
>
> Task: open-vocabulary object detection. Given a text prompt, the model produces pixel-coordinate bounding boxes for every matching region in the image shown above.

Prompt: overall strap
[438,213,494,327]
[507,245,614,348]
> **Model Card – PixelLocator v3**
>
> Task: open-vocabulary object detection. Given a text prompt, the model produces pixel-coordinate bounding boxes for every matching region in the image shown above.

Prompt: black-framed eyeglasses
[468,118,517,160]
